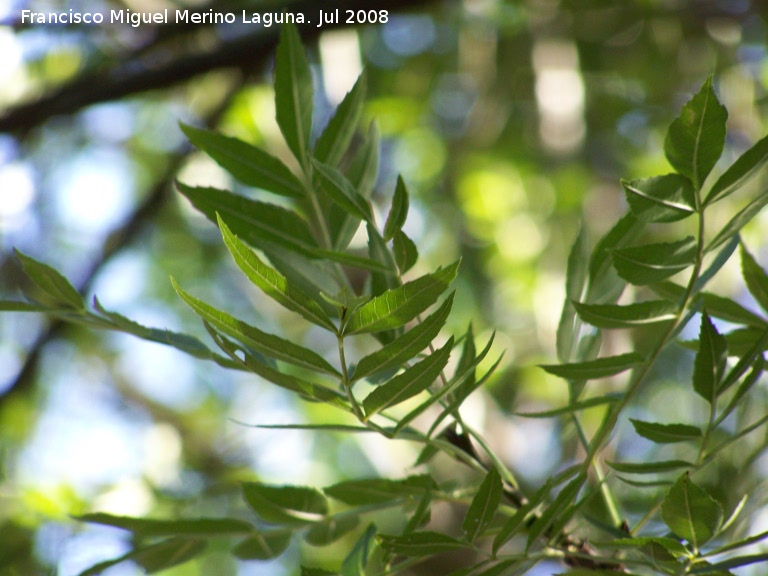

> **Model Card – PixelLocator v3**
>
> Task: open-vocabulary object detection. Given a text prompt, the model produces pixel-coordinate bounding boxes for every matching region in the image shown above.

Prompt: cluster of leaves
[4,25,768,576]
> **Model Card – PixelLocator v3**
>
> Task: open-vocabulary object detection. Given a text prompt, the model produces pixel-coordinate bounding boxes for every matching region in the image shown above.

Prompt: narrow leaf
[462,467,503,543]
[172,278,340,376]
[607,459,693,474]
[274,22,313,165]
[540,353,644,380]
[305,516,360,546]
[314,71,367,166]
[340,523,376,576]
[384,176,410,241]
[588,212,642,303]
[242,483,328,526]
[706,132,768,205]
[218,215,336,332]
[393,229,419,274]
[14,249,83,310]
[741,243,768,315]
[526,476,583,551]
[691,553,768,573]
[180,124,304,197]
[312,159,373,221]
[664,76,727,190]
[630,419,702,444]
[573,300,677,329]
[377,531,466,556]
[612,237,697,285]
[352,293,454,382]
[707,193,768,253]
[233,532,292,559]
[516,393,622,418]
[346,261,459,334]
[134,538,207,574]
[661,473,723,549]
[325,475,436,506]
[76,513,252,536]
[693,312,728,404]
[623,174,696,222]
[362,338,453,419]
[557,225,588,362]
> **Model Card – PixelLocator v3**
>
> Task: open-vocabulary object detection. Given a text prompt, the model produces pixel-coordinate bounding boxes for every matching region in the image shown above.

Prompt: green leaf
[661,473,723,549]
[630,419,702,444]
[692,553,768,573]
[314,71,367,167]
[347,121,380,199]
[14,249,83,310]
[377,531,466,557]
[0,301,65,312]
[540,353,644,380]
[557,225,589,362]
[573,300,677,329]
[700,293,766,328]
[664,76,727,190]
[172,278,340,376]
[134,538,207,574]
[612,237,697,285]
[233,532,292,559]
[302,568,338,576]
[218,215,336,332]
[346,261,459,334]
[693,312,728,404]
[305,515,360,546]
[352,293,453,383]
[741,243,768,315]
[623,174,696,222]
[362,338,453,419]
[462,467,503,543]
[588,212,642,303]
[384,176,410,241]
[76,513,252,536]
[515,393,622,418]
[706,132,768,205]
[367,223,399,299]
[274,21,313,166]
[606,459,693,474]
[242,483,328,526]
[393,230,419,274]
[312,159,373,222]
[324,475,436,506]
[179,124,304,197]
[526,476,583,551]
[340,524,376,576]
[706,193,768,253]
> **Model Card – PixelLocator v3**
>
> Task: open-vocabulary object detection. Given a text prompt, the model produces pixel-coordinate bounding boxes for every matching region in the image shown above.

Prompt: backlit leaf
[362,338,453,419]
[623,174,696,222]
[314,71,367,167]
[661,473,723,549]
[706,132,768,205]
[14,249,83,310]
[462,467,503,543]
[180,124,304,197]
[664,76,727,190]
[377,531,466,556]
[630,419,702,444]
[274,22,313,166]
[693,312,727,404]
[233,532,292,559]
[218,215,336,332]
[384,176,410,241]
[242,483,328,526]
[540,353,644,380]
[612,237,697,285]
[573,300,677,329]
[346,261,459,334]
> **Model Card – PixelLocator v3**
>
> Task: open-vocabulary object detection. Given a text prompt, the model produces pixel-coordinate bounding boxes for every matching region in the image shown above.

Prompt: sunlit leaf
[377,531,466,556]
[172,278,341,376]
[362,337,453,419]
[661,473,723,549]
[612,237,697,285]
[325,475,436,506]
[706,132,768,205]
[305,515,360,546]
[218,215,336,332]
[14,249,83,310]
[693,312,727,404]
[741,243,768,315]
[462,467,503,543]
[352,293,454,383]
[233,532,292,559]
[623,174,696,222]
[630,419,702,444]
[384,176,410,241]
[314,71,367,167]
[664,76,727,190]
[242,483,328,526]
[346,262,459,334]
[76,513,252,536]
[180,124,304,197]
[540,353,644,380]
[573,300,677,329]
[274,21,313,166]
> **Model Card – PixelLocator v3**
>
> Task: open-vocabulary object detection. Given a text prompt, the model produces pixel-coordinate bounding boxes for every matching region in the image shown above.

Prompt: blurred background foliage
[1,0,768,574]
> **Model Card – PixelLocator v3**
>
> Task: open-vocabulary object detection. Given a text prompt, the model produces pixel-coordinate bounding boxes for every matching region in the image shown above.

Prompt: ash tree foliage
[5,23,768,576]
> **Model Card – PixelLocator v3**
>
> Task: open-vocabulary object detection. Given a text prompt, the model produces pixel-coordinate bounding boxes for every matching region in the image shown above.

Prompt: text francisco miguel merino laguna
[20,8,387,27]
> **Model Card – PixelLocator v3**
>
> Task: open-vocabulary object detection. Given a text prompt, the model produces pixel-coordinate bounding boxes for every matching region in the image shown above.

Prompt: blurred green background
[2,0,768,574]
